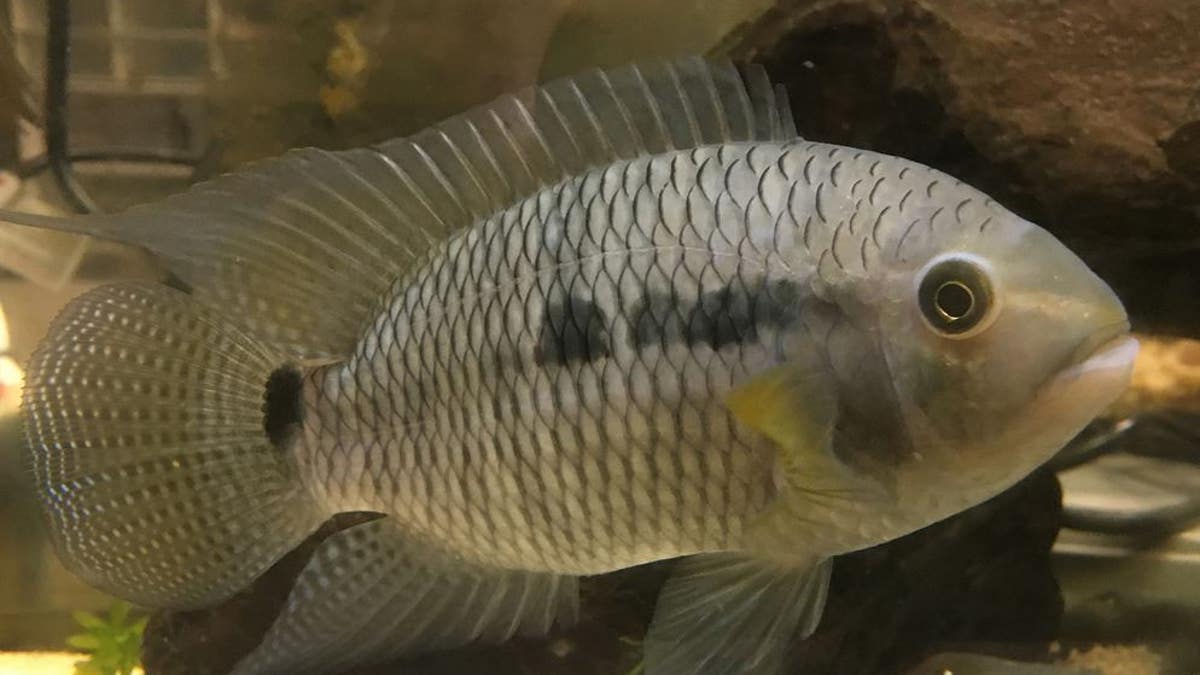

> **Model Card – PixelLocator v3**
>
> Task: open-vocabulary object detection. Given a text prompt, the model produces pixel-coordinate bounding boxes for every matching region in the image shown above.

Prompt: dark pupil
[935,281,973,320]
[918,258,991,335]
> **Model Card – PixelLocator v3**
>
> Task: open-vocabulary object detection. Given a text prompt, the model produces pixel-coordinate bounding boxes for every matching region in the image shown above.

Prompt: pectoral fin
[728,361,882,503]
[726,362,840,484]
[727,362,888,550]
[644,554,833,675]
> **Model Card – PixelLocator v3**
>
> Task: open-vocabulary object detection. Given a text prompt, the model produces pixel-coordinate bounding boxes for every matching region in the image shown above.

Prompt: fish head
[861,178,1137,509]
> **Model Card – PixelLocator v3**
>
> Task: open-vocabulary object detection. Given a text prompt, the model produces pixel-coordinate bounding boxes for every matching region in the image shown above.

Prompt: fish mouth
[1064,320,1133,369]
[1042,321,1138,394]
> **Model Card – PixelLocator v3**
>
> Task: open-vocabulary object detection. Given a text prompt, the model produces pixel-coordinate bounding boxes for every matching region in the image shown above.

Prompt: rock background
[724,0,1200,337]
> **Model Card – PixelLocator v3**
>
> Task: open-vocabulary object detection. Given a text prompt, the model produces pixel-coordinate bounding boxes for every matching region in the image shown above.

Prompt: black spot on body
[263,365,304,450]
[688,283,757,350]
[631,289,686,348]
[630,278,805,351]
[536,294,611,366]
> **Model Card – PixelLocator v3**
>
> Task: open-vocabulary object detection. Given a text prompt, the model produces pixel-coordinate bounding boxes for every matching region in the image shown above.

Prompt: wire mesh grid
[9,0,218,96]
[4,0,301,167]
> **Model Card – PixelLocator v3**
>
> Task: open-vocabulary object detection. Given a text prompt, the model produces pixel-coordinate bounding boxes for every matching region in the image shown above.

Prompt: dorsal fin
[0,57,799,359]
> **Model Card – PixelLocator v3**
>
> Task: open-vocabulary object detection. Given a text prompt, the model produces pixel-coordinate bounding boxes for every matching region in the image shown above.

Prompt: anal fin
[231,518,579,675]
[645,554,832,675]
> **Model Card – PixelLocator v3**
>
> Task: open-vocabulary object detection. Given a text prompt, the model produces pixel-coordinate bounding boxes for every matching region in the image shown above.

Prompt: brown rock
[724,0,1200,335]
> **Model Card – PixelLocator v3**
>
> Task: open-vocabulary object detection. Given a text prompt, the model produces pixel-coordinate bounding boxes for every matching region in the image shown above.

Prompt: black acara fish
[3,58,1136,675]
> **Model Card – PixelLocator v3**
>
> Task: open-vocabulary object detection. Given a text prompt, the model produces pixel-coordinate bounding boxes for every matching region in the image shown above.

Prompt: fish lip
[1062,319,1132,370]
[1042,323,1138,393]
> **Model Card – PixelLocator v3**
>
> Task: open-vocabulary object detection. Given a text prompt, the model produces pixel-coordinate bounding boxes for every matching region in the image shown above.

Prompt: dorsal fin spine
[597,69,647,155]
[776,84,797,138]
[326,153,412,251]
[378,145,452,232]
[536,88,586,166]
[766,85,781,138]
[510,97,561,177]
[293,155,408,252]
[435,129,494,208]
[696,62,732,141]
[463,118,516,199]
[664,64,703,146]
[355,150,443,253]
[629,64,676,152]
[409,141,475,222]
[731,69,758,138]
[567,78,618,160]
[742,65,779,138]
[487,107,538,187]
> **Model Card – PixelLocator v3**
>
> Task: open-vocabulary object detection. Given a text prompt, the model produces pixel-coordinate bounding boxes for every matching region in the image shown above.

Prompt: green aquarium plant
[67,601,146,675]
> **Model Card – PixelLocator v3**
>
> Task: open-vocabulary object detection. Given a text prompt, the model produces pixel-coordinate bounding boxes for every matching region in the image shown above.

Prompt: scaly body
[298,142,919,571]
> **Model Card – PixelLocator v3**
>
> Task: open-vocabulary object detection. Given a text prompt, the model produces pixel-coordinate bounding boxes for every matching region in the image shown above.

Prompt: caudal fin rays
[22,282,326,609]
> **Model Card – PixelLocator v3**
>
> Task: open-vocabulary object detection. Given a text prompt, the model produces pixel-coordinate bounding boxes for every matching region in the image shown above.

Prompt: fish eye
[917,256,995,337]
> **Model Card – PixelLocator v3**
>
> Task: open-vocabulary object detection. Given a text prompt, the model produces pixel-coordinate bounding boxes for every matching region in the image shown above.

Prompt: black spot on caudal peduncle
[536,294,611,366]
[263,365,304,450]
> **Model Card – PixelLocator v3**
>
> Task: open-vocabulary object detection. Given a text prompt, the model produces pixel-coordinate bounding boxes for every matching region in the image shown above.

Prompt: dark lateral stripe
[632,288,686,348]
[536,293,612,366]
[631,278,803,350]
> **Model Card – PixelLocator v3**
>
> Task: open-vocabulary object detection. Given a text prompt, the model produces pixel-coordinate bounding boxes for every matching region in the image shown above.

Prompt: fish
[3,57,1137,675]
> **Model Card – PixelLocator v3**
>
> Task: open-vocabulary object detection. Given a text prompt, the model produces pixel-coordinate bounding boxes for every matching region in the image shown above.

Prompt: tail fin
[22,282,326,609]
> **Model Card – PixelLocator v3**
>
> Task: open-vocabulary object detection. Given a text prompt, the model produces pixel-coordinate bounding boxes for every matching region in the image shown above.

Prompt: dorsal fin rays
[463,116,518,200]
[598,69,649,155]
[775,83,798,138]
[408,140,476,223]
[360,150,451,248]
[664,62,705,147]
[629,64,676,152]
[697,60,735,141]
[324,152,417,253]
[536,86,587,166]
[741,64,780,139]
[486,106,540,188]
[506,95,563,179]
[0,58,800,359]
[434,129,492,208]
